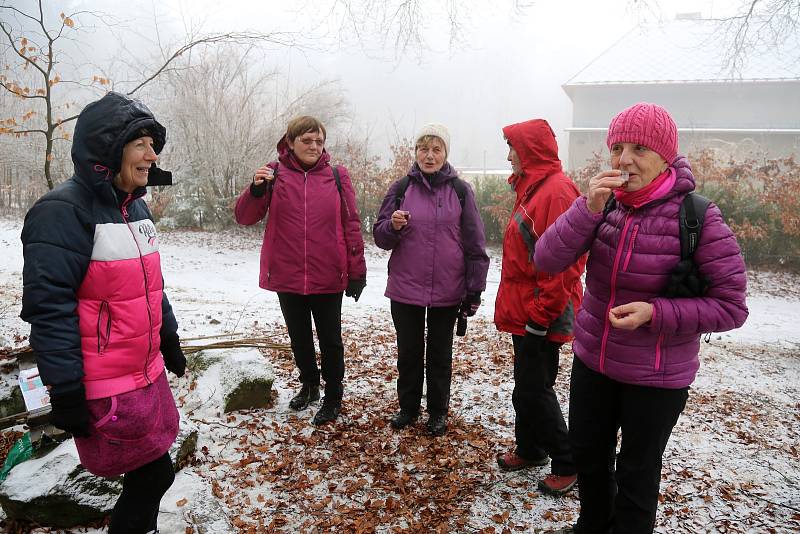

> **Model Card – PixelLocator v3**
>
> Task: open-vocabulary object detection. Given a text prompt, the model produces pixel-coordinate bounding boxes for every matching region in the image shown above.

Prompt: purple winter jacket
[373,162,489,307]
[534,156,748,388]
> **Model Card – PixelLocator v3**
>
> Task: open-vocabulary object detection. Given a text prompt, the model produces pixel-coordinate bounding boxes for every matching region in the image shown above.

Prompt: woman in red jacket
[494,119,587,496]
[234,116,366,426]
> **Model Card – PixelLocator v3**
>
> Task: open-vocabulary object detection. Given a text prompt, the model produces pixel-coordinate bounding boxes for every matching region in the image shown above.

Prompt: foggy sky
[61,0,738,170]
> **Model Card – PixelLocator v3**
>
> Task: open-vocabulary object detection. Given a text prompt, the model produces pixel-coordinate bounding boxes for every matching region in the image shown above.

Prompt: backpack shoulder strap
[679,192,711,259]
[602,195,617,218]
[331,165,342,195]
[451,178,467,209]
[394,175,467,214]
[394,175,412,211]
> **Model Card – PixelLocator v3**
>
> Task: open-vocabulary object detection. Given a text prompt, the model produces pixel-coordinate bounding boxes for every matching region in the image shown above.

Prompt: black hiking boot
[312,399,341,426]
[389,410,419,429]
[289,384,320,411]
[426,413,447,437]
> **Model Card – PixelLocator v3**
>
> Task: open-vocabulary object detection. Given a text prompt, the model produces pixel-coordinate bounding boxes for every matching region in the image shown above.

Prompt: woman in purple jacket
[373,123,489,437]
[534,103,748,533]
[235,116,366,426]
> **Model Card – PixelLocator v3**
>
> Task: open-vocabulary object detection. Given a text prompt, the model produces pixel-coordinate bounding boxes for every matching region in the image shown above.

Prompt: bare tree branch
[5,128,47,136]
[126,31,295,96]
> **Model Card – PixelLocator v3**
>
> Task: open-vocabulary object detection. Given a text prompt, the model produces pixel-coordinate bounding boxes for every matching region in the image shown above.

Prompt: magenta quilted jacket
[534,156,748,388]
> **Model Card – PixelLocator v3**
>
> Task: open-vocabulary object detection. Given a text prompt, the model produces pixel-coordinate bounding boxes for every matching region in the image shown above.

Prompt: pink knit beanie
[606,102,678,164]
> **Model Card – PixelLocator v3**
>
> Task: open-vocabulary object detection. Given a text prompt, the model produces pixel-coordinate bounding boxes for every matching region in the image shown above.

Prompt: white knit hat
[415,123,450,157]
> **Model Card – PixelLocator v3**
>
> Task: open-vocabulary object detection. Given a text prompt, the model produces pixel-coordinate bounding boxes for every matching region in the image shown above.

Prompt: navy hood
[71,92,166,190]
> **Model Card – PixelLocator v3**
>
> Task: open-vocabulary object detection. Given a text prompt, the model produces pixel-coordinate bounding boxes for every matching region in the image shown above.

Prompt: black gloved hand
[459,292,482,317]
[49,384,91,438]
[520,321,548,355]
[250,175,269,197]
[161,331,186,377]
[345,279,366,302]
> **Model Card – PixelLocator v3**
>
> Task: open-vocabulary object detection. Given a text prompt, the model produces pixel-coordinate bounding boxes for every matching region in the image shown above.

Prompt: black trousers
[277,292,344,403]
[511,335,575,475]
[391,301,459,416]
[570,356,688,534]
[108,452,174,534]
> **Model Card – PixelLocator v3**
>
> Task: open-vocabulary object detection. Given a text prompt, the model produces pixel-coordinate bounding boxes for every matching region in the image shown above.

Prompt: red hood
[502,119,562,195]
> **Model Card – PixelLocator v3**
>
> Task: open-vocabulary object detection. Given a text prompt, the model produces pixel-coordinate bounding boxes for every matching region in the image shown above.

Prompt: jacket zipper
[121,196,154,384]
[599,209,633,372]
[654,332,665,371]
[622,224,639,272]
[303,172,308,294]
[97,300,112,354]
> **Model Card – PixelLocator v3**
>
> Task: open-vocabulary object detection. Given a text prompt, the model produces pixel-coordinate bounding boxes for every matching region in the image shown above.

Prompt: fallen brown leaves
[177,315,800,533]
[184,314,568,533]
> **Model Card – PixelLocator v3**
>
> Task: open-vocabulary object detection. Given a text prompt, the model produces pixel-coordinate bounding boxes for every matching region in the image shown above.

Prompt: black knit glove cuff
[250,179,268,197]
[345,279,367,302]
[49,383,91,438]
[161,332,186,377]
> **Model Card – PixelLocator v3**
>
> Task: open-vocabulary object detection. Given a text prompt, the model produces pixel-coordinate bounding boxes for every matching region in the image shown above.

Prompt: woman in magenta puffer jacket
[534,103,748,534]
[235,116,366,426]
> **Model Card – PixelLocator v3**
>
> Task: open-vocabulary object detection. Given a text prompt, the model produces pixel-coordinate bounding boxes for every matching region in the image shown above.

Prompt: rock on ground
[184,348,274,415]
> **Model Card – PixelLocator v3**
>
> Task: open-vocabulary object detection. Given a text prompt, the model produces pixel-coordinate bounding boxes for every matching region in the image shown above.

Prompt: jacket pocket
[91,385,160,441]
[96,301,112,355]
[654,332,665,371]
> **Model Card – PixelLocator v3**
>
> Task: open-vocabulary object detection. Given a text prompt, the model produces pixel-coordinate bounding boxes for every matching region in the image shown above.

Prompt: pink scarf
[615,167,676,208]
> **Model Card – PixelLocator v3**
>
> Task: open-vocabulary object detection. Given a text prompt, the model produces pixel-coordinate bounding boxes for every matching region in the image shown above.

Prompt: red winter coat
[494,119,586,343]
[234,139,366,294]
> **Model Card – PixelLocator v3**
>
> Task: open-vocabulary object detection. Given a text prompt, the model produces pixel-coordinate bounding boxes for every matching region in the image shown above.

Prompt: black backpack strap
[394,175,467,214]
[331,165,343,195]
[451,178,467,209]
[679,192,711,259]
[394,175,412,211]
[602,195,617,218]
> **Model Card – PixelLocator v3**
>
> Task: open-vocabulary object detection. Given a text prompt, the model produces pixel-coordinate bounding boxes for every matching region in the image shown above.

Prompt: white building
[563,16,800,170]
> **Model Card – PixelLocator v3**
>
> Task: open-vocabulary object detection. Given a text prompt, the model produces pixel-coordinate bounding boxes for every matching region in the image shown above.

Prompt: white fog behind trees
[2,0,797,213]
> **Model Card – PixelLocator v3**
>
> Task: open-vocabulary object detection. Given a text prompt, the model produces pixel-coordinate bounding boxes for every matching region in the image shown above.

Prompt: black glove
[49,384,91,438]
[520,321,548,355]
[250,176,268,197]
[161,332,186,377]
[459,292,482,317]
[345,279,366,302]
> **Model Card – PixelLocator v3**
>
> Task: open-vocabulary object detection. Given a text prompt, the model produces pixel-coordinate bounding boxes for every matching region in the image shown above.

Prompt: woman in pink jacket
[235,116,366,426]
[21,92,185,533]
[534,103,748,533]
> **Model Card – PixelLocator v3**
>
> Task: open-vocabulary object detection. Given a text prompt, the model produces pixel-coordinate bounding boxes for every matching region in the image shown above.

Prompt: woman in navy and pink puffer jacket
[534,103,747,534]
[21,92,185,533]
[235,116,366,427]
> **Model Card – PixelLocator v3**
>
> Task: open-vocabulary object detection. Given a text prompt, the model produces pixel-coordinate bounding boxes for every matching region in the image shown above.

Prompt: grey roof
[565,19,800,85]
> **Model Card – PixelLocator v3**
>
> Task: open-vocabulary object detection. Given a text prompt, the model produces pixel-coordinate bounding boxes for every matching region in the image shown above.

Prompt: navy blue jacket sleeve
[20,197,93,395]
[160,289,179,338]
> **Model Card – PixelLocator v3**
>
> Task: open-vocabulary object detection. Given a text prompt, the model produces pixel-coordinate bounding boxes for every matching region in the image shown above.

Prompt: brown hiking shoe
[538,473,577,496]
[496,450,549,471]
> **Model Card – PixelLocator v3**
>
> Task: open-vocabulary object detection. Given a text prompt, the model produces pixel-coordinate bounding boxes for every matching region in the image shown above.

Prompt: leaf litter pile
[173,313,800,533]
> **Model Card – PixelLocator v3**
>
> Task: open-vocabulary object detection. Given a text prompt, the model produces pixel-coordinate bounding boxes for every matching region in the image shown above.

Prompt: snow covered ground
[1,218,799,533]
